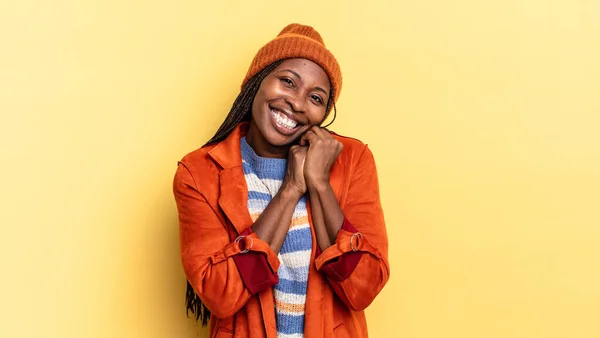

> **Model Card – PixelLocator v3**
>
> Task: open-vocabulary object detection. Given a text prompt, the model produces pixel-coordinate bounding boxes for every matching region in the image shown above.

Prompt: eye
[311,94,324,105]
[279,77,295,88]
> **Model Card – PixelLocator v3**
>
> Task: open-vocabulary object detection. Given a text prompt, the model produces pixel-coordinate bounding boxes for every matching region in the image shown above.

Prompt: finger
[301,129,319,146]
[310,127,325,139]
[299,135,307,146]
[300,129,316,145]
[289,145,307,160]
[299,145,309,154]
[290,145,308,158]
[315,126,336,141]
[310,125,325,137]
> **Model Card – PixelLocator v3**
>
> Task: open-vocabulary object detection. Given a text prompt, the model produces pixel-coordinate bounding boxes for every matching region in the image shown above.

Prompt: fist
[300,126,343,188]
[282,145,309,197]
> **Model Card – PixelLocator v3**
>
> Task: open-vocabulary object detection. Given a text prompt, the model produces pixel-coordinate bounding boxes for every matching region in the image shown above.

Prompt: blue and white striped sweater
[240,137,312,338]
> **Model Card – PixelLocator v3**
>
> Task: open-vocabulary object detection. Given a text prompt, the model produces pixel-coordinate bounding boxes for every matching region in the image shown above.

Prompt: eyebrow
[280,69,330,97]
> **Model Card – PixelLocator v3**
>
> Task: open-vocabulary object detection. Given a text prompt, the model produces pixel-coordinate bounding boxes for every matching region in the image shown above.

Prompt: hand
[300,126,343,189]
[281,144,309,198]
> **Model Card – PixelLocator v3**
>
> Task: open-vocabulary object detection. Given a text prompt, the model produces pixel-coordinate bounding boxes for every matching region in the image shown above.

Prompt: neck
[246,126,289,159]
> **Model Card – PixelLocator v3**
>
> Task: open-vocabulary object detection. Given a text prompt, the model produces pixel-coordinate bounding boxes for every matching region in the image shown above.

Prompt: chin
[264,129,296,147]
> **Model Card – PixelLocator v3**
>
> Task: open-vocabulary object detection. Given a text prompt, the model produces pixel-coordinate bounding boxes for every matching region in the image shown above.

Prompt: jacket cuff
[315,218,364,281]
[217,228,279,295]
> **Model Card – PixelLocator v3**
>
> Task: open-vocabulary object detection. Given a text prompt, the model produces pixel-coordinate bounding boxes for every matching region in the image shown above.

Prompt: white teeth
[271,109,298,129]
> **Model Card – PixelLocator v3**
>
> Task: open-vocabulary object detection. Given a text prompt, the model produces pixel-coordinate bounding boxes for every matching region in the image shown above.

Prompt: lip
[268,104,304,124]
[268,107,302,136]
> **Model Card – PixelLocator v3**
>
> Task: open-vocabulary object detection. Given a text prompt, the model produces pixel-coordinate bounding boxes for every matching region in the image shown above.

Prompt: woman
[173,23,390,338]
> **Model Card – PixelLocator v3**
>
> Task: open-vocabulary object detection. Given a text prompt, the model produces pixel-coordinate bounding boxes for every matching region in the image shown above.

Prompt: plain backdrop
[1,0,599,337]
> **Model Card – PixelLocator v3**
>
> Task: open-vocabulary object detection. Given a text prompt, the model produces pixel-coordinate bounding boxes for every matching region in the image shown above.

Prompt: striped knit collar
[240,137,287,179]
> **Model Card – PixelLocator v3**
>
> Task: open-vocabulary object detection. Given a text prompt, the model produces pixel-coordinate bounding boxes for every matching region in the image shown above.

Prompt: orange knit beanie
[241,23,342,106]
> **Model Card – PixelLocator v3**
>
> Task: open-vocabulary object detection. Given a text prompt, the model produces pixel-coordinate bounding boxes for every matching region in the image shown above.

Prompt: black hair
[186,59,337,326]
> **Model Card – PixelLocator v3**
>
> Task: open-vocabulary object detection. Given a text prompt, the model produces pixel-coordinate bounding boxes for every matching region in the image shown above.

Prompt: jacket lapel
[218,167,253,234]
[208,122,254,235]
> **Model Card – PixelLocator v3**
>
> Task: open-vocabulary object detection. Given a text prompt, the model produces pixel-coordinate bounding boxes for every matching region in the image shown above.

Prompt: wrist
[307,178,331,192]
[279,182,304,201]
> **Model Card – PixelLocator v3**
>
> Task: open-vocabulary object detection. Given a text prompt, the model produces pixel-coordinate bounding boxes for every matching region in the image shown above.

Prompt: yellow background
[1,0,599,337]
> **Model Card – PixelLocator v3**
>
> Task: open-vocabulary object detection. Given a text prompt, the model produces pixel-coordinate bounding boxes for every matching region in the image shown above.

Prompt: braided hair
[186,59,337,326]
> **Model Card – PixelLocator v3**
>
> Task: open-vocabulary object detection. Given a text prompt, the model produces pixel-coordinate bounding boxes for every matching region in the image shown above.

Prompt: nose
[284,91,307,114]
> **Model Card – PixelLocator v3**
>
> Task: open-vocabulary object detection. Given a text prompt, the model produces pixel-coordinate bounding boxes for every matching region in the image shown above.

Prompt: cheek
[259,78,283,97]
[251,89,268,118]
[308,107,327,125]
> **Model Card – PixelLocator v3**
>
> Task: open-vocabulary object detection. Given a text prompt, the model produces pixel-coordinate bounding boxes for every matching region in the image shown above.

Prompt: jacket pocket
[333,323,351,338]
[214,328,234,338]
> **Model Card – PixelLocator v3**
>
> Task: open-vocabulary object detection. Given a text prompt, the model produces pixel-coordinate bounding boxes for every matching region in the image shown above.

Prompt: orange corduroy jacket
[173,122,390,338]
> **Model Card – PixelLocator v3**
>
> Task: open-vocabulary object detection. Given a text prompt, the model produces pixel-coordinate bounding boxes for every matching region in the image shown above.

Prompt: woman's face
[248,58,331,151]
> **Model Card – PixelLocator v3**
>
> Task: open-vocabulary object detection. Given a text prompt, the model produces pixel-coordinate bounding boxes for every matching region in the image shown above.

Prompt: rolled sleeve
[315,218,375,281]
[230,229,279,294]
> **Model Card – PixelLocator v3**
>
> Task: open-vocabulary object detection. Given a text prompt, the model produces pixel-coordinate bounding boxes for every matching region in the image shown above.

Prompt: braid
[184,60,283,326]
[185,59,338,326]
[321,88,337,128]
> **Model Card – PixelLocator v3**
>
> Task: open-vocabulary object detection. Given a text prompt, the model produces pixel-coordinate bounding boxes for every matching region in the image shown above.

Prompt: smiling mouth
[270,107,300,133]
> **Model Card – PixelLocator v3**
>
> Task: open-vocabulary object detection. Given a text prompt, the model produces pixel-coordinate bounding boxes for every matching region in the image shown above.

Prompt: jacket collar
[207,122,249,169]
